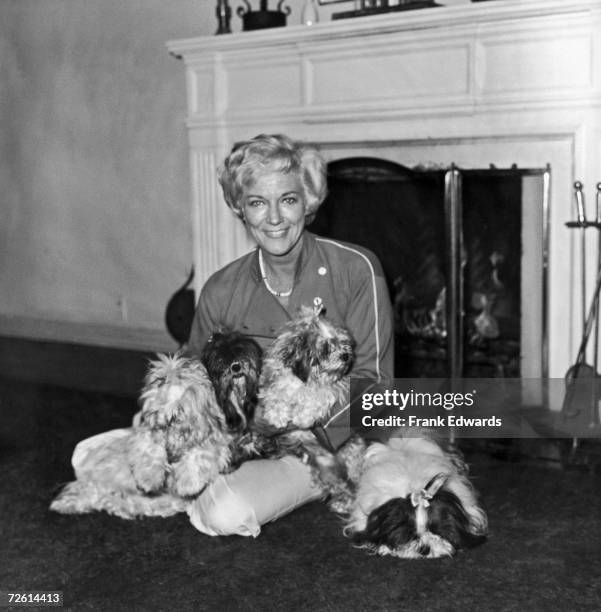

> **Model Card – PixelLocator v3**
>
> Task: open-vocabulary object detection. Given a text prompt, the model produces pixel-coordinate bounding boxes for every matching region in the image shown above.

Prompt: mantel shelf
[167,0,600,58]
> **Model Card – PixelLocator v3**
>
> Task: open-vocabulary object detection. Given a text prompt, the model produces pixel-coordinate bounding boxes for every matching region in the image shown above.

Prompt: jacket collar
[250,231,317,284]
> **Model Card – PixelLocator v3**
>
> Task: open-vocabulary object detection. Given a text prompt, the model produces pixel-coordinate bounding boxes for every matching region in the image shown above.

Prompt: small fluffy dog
[127,353,233,499]
[341,432,488,558]
[255,306,358,506]
[51,335,262,519]
[257,305,354,429]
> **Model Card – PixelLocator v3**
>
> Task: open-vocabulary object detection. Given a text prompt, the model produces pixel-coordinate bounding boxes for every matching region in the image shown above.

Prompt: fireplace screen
[308,158,549,379]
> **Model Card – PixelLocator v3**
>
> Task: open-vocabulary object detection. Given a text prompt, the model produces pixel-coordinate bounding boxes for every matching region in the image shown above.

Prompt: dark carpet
[1,376,601,612]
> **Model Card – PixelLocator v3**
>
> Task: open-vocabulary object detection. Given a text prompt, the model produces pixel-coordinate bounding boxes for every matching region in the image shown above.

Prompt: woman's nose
[267,201,282,224]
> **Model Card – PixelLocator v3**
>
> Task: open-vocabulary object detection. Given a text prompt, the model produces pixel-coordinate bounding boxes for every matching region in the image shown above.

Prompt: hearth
[309,158,549,378]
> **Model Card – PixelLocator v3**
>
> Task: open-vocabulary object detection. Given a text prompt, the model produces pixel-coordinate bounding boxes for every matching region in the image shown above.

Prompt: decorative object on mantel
[237,0,291,31]
[215,0,232,34]
[331,0,440,20]
[301,0,319,25]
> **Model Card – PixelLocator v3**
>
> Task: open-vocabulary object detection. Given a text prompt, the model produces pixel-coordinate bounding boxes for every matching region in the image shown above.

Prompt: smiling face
[240,168,307,258]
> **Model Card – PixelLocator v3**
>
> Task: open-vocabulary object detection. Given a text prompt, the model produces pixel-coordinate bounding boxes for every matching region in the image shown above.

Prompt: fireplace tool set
[562,182,601,434]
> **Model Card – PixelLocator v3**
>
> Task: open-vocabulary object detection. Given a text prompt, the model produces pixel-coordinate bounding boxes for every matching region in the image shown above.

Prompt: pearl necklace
[258,249,293,298]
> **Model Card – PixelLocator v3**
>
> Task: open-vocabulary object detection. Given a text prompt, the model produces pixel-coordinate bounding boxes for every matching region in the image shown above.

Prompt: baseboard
[0,314,178,353]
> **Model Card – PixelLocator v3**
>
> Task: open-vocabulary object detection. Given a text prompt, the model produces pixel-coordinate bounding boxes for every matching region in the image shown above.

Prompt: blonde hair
[217,134,327,221]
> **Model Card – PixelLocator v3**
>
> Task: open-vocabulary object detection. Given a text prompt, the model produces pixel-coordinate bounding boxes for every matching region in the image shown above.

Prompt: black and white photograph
[1,0,601,610]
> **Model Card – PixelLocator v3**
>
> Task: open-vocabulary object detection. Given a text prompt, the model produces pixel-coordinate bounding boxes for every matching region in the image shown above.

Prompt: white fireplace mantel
[167,0,601,378]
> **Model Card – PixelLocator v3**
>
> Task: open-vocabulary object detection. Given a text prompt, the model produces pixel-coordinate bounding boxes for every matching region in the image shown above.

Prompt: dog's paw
[171,463,209,498]
[128,433,169,493]
[50,494,88,515]
[131,462,167,494]
[327,490,354,516]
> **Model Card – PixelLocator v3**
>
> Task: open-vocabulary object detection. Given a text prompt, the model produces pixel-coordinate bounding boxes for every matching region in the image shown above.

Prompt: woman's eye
[247,199,264,208]
[282,196,297,205]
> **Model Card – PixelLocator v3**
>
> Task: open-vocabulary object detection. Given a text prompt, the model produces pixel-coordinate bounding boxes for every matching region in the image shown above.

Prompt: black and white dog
[342,432,488,558]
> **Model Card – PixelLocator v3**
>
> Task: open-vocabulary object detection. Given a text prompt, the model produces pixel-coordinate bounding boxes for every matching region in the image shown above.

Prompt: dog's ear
[201,334,221,369]
[291,357,312,383]
[427,490,487,551]
[218,378,255,433]
[424,472,449,497]
[280,331,312,382]
[222,388,246,432]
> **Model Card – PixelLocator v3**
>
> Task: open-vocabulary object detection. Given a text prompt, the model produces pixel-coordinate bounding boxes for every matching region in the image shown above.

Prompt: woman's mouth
[264,229,288,239]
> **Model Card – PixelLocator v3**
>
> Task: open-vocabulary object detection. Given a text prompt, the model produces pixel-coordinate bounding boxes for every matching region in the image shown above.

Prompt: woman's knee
[187,473,261,537]
[186,457,323,537]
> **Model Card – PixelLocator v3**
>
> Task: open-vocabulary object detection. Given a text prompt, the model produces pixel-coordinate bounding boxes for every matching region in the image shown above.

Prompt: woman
[185,134,394,536]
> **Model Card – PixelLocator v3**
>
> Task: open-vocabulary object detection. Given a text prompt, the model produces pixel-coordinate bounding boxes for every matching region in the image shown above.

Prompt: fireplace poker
[565,183,585,454]
[574,181,587,331]
[593,182,601,427]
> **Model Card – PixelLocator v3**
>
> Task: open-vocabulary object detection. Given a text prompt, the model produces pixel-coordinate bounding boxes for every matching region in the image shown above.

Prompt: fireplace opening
[308,158,548,379]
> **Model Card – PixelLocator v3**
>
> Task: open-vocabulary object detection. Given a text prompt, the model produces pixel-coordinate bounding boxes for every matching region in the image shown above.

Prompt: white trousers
[71,428,323,537]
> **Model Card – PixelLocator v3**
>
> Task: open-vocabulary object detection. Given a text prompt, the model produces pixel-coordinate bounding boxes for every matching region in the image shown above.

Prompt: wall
[0,0,327,350]
[0,0,464,351]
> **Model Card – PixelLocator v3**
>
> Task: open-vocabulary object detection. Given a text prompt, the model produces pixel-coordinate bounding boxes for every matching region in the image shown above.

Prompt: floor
[1,335,600,610]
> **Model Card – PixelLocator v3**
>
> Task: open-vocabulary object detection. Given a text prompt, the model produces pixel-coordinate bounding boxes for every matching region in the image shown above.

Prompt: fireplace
[308,158,549,378]
[167,0,601,384]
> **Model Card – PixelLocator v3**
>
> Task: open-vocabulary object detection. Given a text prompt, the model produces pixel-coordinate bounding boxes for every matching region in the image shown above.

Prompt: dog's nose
[418,544,430,556]
[231,362,242,374]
